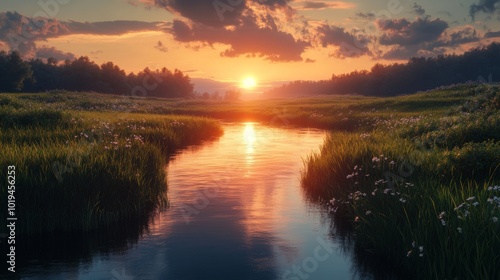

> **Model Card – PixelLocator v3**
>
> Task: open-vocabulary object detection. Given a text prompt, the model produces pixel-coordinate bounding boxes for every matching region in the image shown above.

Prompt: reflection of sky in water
[19,123,367,280]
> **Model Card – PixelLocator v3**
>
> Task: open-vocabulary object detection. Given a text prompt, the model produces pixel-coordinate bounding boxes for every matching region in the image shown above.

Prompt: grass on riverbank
[0,98,223,235]
[301,83,500,279]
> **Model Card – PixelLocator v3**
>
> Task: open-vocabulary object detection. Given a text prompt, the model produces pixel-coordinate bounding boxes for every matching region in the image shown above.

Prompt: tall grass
[301,84,500,279]
[0,97,223,235]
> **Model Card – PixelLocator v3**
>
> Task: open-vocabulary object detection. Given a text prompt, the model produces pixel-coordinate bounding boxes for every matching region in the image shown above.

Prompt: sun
[242,77,257,89]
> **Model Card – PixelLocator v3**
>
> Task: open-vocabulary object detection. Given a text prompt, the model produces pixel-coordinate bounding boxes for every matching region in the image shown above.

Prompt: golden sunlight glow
[243,122,256,155]
[242,77,257,89]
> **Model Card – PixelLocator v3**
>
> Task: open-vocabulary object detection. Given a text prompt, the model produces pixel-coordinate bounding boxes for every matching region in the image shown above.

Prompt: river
[15,122,372,280]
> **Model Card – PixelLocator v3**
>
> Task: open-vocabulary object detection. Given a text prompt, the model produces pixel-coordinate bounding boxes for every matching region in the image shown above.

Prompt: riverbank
[0,95,223,235]
[301,83,500,279]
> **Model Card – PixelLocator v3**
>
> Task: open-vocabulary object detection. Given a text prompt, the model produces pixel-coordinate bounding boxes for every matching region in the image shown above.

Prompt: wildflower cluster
[170,120,185,127]
[435,185,500,235]
[407,241,424,258]
[329,156,415,223]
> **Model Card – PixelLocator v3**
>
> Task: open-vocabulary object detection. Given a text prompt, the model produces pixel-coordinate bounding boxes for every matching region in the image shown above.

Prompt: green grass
[0,86,475,130]
[0,98,223,235]
[301,84,500,279]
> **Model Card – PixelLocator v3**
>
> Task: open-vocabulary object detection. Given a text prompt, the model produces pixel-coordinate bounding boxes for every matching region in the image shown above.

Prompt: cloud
[315,23,370,58]
[304,58,315,63]
[155,40,169,52]
[0,11,162,59]
[412,3,426,16]
[355,12,376,19]
[0,11,70,44]
[171,16,309,61]
[66,20,160,35]
[137,0,247,27]
[445,27,480,45]
[485,30,500,38]
[382,45,446,60]
[469,0,500,19]
[378,17,448,46]
[35,46,76,61]
[297,1,356,10]
[379,23,482,59]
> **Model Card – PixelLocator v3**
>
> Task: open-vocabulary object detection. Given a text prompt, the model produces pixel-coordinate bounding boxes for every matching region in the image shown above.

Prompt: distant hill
[266,42,500,97]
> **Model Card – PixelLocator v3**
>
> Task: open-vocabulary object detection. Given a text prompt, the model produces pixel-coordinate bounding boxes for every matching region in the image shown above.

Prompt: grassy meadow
[1,83,499,279]
[301,83,500,279]
[0,93,223,234]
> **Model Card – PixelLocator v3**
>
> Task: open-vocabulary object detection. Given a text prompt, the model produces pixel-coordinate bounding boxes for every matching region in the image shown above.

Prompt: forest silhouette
[267,43,500,97]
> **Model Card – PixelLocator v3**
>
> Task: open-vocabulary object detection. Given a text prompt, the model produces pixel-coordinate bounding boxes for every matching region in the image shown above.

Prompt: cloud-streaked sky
[1,0,500,86]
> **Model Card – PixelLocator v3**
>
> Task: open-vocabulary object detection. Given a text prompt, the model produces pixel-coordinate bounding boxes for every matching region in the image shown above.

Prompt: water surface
[15,123,368,280]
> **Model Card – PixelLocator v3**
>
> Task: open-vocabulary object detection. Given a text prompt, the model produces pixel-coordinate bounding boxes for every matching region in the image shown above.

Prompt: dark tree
[266,42,500,97]
[0,51,33,92]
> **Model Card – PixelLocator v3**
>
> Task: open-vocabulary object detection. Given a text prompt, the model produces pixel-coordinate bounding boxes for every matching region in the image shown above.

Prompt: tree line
[266,42,500,97]
[0,51,194,98]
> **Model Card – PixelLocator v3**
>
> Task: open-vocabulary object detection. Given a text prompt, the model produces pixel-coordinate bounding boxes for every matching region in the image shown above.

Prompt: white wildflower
[438,212,446,219]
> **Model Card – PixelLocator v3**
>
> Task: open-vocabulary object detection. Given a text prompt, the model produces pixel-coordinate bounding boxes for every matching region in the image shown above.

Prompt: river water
[15,122,372,280]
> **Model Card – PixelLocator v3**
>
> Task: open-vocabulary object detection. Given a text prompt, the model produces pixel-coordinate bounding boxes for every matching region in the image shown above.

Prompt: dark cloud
[0,11,70,44]
[257,0,292,8]
[412,3,426,16]
[469,0,500,19]
[446,27,480,45]
[66,20,159,35]
[138,0,245,27]
[382,45,446,60]
[303,1,329,9]
[138,0,295,27]
[382,45,421,60]
[380,25,480,60]
[485,30,500,38]
[0,11,162,59]
[304,58,315,63]
[298,1,355,10]
[378,17,448,46]
[355,12,376,19]
[171,16,309,61]
[35,46,76,61]
[315,23,370,58]
[155,40,169,52]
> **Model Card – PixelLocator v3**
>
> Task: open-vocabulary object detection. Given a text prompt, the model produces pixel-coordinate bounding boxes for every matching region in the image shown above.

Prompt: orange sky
[1,0,500,91]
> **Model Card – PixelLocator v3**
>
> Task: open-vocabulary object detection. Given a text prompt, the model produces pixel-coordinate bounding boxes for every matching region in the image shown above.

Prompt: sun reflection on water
[243,122,257,173]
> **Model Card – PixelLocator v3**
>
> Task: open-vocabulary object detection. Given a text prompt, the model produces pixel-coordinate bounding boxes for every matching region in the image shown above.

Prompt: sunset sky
[1,0,500,92]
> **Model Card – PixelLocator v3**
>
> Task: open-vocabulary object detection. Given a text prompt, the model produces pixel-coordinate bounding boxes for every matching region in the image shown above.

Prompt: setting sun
[242,77,257,89]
